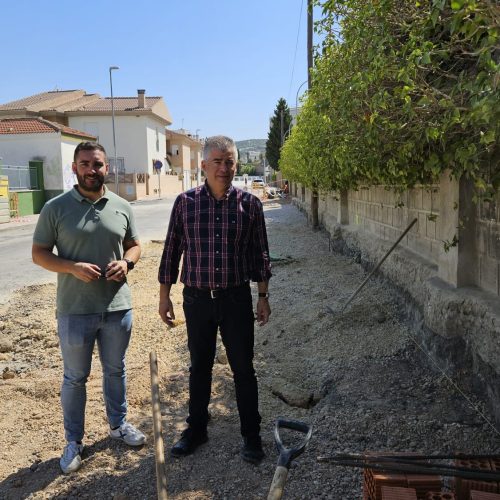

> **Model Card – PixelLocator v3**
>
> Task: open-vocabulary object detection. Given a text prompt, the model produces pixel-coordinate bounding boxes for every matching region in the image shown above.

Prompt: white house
[0,89,173,198]
[0,117,96,199]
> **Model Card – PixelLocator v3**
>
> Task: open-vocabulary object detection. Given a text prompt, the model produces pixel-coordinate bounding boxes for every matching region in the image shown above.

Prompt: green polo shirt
[33,186,139,315]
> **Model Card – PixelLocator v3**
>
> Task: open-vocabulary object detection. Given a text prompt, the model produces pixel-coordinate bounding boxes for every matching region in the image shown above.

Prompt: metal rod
[150,351,168,500]
[317,457,500,481]
[339,217,418,313]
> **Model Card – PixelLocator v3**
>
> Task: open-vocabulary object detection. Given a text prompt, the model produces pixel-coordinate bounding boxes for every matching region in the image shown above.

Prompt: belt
[184,282,249,299]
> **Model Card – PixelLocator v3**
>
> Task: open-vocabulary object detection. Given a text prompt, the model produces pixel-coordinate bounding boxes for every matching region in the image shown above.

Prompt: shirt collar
[71,185,109,204]
[202,181,234,201]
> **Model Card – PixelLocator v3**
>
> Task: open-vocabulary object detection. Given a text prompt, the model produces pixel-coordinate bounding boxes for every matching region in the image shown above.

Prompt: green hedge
[280,0,499,200]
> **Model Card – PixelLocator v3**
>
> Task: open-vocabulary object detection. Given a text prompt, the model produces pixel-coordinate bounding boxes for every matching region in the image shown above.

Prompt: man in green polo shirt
[32,141,146,474]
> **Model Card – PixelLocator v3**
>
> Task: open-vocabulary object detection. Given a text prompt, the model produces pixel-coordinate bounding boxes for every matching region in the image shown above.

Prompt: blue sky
[1,0,320,141]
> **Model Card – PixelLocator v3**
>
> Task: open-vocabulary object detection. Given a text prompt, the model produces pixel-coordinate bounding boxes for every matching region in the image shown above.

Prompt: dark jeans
[182,283,261,437]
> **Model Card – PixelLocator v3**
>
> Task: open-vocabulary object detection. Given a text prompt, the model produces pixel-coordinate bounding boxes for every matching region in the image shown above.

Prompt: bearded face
[75,168,106,192]
[72,149,109,195]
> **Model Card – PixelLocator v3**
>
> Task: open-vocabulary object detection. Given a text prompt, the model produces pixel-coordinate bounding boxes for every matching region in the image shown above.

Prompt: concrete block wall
[348,184,441,266]
[291,176,500,299]
[318,192,341,228]
[290,174,500,423]
[476,193,500,296]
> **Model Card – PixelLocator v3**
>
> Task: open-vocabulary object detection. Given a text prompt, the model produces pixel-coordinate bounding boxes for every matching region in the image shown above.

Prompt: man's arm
[32,243,102,283]
[159,283,175,327]
[256,280,271,326]
[158,196,184,327]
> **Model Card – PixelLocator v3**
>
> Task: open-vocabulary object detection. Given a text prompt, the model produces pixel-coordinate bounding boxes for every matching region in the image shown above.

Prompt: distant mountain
[236,139,266,162]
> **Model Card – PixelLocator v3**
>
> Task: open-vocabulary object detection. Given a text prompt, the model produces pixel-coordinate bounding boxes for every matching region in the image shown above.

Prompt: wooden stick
[150,351,168,500]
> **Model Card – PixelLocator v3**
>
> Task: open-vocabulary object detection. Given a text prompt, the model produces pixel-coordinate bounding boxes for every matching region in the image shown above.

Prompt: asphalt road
[0,195,176,306]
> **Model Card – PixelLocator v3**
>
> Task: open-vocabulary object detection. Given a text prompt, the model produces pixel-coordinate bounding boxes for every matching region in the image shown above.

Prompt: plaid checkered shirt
[158,183,272,289]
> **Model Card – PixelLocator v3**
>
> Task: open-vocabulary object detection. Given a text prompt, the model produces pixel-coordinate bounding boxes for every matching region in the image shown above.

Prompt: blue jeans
[57,310,132,442]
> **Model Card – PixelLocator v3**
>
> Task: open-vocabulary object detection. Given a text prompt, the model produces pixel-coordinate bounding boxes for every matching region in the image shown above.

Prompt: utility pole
[308,0,319,229]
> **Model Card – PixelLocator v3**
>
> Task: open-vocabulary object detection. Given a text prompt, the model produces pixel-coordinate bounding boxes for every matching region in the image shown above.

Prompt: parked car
[251,178,265,189]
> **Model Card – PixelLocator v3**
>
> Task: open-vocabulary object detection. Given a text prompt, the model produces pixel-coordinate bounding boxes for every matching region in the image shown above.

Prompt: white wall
[145,117,167,175]
[0,133,63,190]
[60,137,81,190]
[69,115,167,175]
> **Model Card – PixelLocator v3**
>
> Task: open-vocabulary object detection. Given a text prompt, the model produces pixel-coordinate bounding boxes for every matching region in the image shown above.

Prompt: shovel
[267,419,312,500]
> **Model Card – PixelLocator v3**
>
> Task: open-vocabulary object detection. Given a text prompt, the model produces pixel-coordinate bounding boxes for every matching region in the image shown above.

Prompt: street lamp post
[109,66,119,194]
[295,80,308,119]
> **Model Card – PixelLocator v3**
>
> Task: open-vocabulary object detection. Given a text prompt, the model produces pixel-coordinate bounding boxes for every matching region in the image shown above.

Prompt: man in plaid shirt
[158,135,271,464]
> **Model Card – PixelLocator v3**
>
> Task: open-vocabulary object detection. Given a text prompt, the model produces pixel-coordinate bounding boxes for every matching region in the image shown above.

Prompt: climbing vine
[280,0,500,198]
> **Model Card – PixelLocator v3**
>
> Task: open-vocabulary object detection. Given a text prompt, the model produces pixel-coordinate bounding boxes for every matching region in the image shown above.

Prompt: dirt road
[0,200,498,499]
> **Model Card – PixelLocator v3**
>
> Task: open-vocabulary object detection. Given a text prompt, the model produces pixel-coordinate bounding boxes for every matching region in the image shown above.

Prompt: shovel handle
[274,418,313,466]
[267,465,289,500]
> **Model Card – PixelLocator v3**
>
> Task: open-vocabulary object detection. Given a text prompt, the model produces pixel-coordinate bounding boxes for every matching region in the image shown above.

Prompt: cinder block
[408,189,422,210]
[478,255,499,296]
[487,225,500,260]
[430,187,440,213]
[478,198,497,221]
[422,189,433,212]
[426,216,437,240]
[476,221,489,255]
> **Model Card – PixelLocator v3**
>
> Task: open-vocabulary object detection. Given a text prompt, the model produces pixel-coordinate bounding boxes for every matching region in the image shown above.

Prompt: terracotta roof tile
[73,96,162,112]
[0,118,96,139]
[0,90,88,112]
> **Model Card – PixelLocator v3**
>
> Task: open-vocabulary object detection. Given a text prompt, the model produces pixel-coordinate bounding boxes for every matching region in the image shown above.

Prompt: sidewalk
[0,214,39,232]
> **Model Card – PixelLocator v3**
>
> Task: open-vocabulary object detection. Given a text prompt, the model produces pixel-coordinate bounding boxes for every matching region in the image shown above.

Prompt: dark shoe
[171,428,208,457]
[241,435,265,464]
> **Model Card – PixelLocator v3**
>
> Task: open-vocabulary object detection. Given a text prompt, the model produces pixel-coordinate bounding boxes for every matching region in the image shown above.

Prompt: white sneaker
[110,422,146,446]
[60,441,84,474]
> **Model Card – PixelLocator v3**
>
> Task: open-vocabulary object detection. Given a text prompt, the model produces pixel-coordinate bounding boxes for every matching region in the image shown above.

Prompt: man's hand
[104,260,128,282]
[256,298,271,326]
[70,262,102,282]
[159,296,175,327]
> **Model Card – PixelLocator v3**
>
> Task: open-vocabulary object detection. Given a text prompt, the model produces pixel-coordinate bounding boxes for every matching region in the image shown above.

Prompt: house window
[172,145,179,156]
[156,128,160,152]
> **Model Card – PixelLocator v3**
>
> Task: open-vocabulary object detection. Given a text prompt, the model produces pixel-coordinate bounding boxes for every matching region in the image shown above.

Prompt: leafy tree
[266,98,293,171]
[240,164,256,176]
[281,0,500,200]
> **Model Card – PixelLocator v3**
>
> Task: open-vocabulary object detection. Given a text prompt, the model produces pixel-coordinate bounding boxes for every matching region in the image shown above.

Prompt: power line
[288,0,305,104]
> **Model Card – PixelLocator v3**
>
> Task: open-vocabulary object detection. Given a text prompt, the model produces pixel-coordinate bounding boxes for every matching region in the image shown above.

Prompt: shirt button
[216,217,219,221]
[232,220,236,223]
[216,250,219,254]
[216,268,219,271]
[216,234,220,237]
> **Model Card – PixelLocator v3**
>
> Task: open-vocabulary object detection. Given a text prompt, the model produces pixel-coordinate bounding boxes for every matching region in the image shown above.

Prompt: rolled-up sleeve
[158,196,184,284]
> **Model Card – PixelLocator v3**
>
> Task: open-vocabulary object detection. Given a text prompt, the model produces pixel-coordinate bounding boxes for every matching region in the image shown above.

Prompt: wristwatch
[258,292,270,299]
[123,258,135,271]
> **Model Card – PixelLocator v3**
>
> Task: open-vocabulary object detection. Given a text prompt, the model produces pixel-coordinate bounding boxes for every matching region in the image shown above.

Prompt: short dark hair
[73,142,107,163]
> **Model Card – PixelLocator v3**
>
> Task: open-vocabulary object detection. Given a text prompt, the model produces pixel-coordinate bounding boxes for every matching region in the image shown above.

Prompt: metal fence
[2,165,39,190]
